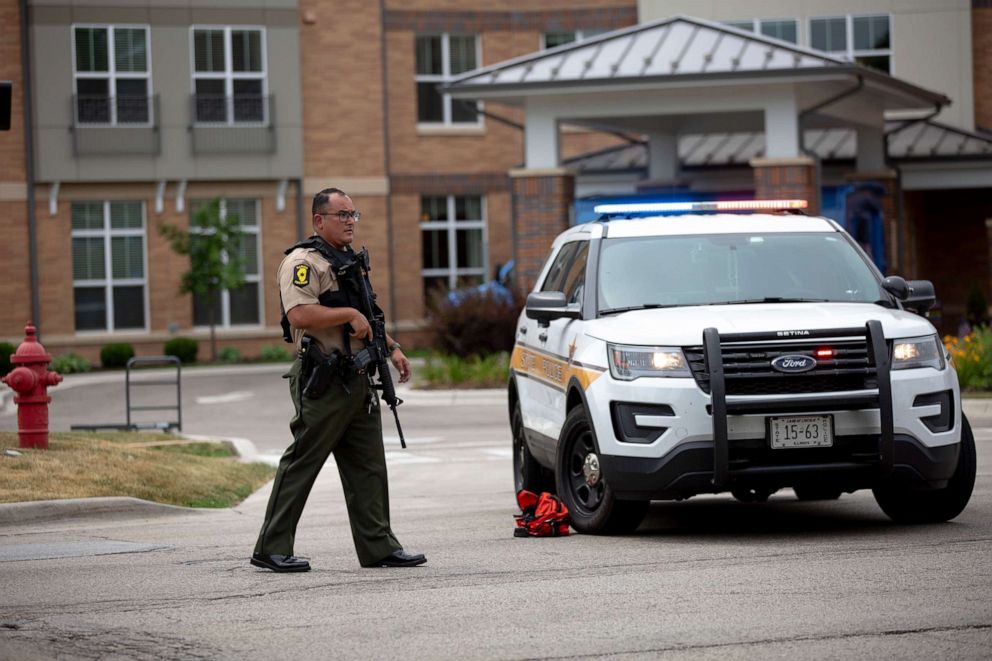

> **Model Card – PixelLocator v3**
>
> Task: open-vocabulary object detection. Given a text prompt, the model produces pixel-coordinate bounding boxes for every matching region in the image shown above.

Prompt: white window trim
[415,33,484,128]
[190,198,264,329]
[808,14,893,74]
[190,25,268,127]
[722,19,798,44]
[71,24,153,127]
[72,201,150,334]
[420,195,488,289]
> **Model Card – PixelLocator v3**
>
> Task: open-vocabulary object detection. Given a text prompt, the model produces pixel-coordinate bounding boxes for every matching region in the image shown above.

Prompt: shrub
[420,352,509,389]
[260,344,294,362]
[100,342,136,369]
[945,327,992,390]
[427,289,523,357]
[164,337,199,364]
[0,341,15,376]
[51,352,92,374]
[218,346,242,363]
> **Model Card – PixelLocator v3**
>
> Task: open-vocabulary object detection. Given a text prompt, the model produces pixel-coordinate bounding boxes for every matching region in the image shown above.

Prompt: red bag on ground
[514,489,570,537]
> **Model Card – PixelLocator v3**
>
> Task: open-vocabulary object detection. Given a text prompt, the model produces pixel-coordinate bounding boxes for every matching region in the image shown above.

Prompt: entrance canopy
[446,15,951,173]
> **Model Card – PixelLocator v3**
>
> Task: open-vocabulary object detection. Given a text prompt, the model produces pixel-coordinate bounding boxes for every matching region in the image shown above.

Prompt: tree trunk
[207,289,218,362]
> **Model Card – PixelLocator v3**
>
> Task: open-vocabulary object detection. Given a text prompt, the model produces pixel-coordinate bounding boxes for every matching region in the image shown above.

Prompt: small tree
[159,198,245,361]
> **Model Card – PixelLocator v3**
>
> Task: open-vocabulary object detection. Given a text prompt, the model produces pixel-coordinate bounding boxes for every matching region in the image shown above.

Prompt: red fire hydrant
[2,323,62,449]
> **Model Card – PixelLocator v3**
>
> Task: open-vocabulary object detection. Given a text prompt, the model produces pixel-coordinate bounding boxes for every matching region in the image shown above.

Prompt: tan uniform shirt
[278,246,347,354]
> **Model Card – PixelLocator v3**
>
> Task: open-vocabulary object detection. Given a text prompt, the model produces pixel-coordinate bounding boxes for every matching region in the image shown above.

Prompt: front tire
[555,406,648,534]
[872,415,977,524]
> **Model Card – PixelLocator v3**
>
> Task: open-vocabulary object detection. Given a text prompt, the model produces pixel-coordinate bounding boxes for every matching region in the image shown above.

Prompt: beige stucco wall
[637,0,975,130]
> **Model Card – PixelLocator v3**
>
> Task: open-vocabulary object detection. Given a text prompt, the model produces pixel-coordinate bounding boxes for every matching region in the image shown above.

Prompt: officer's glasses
[318,210,361,223]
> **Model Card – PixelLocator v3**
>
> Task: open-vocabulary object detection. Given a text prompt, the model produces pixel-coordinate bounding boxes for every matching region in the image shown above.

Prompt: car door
[515,242,579,461]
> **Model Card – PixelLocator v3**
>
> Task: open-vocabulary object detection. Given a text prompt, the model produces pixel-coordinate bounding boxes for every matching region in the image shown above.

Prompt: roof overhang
[445,15,949,115]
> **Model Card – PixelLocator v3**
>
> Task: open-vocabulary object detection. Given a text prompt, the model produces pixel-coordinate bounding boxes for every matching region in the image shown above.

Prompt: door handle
[518,326,527,335]
[538,331,548,342]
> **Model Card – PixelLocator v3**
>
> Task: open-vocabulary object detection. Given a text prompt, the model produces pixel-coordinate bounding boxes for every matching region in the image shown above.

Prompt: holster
[300,337,346,399]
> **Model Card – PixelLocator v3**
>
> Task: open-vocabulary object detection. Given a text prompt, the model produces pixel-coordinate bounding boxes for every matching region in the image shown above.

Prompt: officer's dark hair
[312,187,347,216]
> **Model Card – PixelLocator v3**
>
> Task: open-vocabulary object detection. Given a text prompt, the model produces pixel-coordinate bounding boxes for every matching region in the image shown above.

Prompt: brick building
[0,0,990,358]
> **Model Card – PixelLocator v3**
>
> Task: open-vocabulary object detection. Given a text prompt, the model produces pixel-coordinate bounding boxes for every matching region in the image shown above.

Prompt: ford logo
[771,355,817,373]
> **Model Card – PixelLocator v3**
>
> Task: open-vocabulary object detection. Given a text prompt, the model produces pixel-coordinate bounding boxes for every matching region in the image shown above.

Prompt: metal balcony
[189,94,276,154]
[70,94,160,156]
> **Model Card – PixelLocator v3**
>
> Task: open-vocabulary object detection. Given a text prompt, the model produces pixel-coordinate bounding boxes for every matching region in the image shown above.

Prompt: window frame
[722,18,799,44]
[71,24,153,127]
[189,198,264,329]
[189,25,268,126]
[808,13,893,74]
[420,194,488,290]
[415,33,483,128]
[540,29,607,50]
[71,200,150,334]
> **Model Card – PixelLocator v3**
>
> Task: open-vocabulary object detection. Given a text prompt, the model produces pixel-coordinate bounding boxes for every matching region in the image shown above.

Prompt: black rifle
[349,247,407,449]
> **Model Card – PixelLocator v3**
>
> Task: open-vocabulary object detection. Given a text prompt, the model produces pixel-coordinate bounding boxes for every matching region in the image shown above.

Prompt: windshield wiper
[599,304,676,316]
[707,297,830,305]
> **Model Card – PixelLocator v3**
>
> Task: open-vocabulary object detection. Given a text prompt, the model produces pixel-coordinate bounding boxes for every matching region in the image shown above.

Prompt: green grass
[417,352,509,389]
[0,432,275,508]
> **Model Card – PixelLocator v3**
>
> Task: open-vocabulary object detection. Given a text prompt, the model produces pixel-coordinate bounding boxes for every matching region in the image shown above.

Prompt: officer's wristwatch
[387,341,402,354]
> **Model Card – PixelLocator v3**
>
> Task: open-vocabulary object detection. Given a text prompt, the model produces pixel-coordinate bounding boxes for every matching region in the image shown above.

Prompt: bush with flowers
[944,326,992,390]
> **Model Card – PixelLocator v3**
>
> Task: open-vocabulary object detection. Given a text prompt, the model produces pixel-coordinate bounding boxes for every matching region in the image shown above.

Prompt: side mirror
[881,276,910,300]
[904,280,936,315]
[525,291,580,327]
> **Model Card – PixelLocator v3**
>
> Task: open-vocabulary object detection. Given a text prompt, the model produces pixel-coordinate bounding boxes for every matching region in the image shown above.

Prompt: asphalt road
[0,368,990,659]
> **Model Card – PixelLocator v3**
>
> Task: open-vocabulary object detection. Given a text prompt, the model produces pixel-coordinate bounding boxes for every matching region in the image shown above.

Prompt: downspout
[295,178,304,241]
[884,103,943,275]
[378,0,397,338]
[797,75,864,213]
[20,0,40,336]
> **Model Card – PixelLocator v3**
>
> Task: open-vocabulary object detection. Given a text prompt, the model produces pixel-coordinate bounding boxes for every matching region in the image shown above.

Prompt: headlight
[608,343,690,380]
[891,335,945,371]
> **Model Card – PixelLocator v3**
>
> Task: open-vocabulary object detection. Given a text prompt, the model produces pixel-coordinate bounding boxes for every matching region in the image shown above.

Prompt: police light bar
[593,199,809,214]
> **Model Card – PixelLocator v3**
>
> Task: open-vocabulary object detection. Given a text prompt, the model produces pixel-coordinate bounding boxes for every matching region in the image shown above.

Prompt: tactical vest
[279,235,380,355]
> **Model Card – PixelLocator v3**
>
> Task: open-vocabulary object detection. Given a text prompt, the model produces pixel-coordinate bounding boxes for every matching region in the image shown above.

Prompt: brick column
[749,157,819,214]
[510,168,575,291]
[845,170,899,274]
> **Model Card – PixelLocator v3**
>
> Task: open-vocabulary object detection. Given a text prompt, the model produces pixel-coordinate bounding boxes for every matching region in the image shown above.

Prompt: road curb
[0,496,204,527]
[962,398,992,418]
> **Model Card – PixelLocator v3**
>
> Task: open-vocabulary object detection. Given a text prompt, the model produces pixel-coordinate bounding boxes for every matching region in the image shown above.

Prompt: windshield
[597,232,885,312]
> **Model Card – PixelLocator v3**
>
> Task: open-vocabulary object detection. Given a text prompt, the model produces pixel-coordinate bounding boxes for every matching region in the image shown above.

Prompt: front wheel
[872,415,976,523]
[555,406,648,534]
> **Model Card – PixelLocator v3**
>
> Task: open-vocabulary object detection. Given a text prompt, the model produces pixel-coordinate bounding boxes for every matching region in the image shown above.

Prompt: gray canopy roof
[446,15,949,111]
[565,121,992,173]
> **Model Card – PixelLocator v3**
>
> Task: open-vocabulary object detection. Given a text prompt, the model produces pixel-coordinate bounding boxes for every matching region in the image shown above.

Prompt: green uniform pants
[254,359,402,566]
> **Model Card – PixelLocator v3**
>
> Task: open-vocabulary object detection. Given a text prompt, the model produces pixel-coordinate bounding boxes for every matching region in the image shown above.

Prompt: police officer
[250,187,425,572]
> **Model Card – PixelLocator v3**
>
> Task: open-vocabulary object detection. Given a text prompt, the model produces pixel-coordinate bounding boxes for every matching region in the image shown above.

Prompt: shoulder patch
[292,263,311,287]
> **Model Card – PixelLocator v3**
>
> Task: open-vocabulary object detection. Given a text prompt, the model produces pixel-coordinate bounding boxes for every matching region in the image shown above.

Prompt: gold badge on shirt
[293,264,310,287]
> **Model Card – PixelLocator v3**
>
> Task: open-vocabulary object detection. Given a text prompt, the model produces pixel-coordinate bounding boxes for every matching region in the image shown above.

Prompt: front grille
[685,336,877,395]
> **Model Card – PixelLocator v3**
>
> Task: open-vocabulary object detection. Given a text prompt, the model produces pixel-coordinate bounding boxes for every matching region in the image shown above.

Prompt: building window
[723,19,798,44]
[810,15,891,73]
[72,25,151,125]
[421,195,486,295]
[192,26,266,124]
[415,34,480,125]
[71,201,147,332]
[541,29,607,49]
[190,199,262,327]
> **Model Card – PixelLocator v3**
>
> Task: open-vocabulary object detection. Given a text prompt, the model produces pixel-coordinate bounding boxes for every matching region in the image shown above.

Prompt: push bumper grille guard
[703,321,893,488]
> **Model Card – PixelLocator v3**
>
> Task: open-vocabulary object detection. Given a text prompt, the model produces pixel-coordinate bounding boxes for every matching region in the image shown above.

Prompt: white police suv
[509,200,975,534]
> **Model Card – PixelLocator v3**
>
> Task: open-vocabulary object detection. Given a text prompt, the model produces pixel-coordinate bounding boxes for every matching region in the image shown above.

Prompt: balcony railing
[70,94,160,155]
[189,94,276,154]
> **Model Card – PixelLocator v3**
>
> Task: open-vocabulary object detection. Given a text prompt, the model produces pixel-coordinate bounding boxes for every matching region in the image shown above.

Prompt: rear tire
[512,403,551,495]
[872,415,976,524]
[555,406,648,534]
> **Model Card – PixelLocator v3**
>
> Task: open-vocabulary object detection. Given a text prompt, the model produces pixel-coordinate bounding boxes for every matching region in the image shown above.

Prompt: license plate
[769,415,833,449]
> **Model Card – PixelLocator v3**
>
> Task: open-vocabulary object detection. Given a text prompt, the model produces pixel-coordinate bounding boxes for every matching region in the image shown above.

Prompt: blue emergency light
[593,199,808,215]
